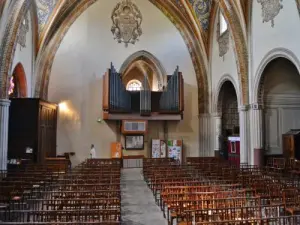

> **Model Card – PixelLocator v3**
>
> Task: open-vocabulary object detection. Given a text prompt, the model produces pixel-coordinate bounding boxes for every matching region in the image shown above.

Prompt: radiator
[123,158,143,168]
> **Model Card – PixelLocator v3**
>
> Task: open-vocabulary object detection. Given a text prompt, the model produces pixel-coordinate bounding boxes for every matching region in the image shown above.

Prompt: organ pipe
[159,66,182,113]
[108,63,131,112]
[140,75,151,116]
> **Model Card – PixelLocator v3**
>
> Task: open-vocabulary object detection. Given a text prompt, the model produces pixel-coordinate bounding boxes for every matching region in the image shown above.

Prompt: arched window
[8,76,15,97]
[126,79,142,91]
[220,12,228,35]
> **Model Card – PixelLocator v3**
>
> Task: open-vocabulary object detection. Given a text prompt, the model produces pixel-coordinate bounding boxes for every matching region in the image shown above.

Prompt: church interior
[1,0,300,224]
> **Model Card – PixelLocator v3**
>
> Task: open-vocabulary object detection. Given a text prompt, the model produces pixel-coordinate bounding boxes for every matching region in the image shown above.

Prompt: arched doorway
[260,58,300,160]
[120,51,167,91]
[9,63,27,98]
[217,80,240,164]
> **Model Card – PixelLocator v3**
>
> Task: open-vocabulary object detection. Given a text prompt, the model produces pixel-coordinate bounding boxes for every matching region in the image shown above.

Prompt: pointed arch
[214,74,240,113]
[10,62,28,98]
[219,0,249,105]
[253,48,300,105]
[35,0,209,113]
[119,50,167,90]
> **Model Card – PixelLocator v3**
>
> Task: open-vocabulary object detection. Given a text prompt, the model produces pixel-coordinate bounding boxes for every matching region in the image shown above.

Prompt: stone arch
[34,0,209,114]
[119,50,166,90]
[0,0,31,98]
[219,0,249,105]
[215,74,240,114]
[253,48,300,105]
[10,62,27,97]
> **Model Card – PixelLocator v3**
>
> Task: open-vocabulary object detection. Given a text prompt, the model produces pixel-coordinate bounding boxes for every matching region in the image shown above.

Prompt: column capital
[0,99,10,107]
[239,105,250,112]
[211,112,222,117]
[198,113,211,119]
[250,102,263,110]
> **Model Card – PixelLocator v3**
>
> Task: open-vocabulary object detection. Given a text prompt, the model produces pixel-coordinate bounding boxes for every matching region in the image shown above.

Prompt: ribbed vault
[0,0,253,110]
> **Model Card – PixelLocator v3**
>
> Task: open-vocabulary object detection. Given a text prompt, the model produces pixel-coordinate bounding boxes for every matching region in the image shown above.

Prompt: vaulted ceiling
[35,0,58,33]
[35,0,215,38]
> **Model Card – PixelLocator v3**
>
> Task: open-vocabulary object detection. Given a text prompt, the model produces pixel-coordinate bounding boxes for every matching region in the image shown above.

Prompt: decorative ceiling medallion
[217,22,229,58]
[17,13,29,50]
[257,0,283,27]
[111,0,143,47]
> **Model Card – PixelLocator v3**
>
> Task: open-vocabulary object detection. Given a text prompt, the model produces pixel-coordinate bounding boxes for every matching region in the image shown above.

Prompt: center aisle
[121,168,168,225]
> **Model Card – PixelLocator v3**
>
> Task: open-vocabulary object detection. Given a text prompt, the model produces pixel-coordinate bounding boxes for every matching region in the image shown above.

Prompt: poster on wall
[167,140,183,163]
[111,142,122,158]
[160,140,166,158]
[151,139,160,158]
[151,139,167,158]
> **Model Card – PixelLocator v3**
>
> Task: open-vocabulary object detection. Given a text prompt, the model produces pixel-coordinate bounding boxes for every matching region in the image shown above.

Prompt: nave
[2,157,300,224]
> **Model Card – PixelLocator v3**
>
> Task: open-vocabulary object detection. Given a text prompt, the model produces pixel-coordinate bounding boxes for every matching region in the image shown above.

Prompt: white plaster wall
[251,0,300,100]
[210,12,240,106]
[0,0,12,44]
[10,12,33,97]
[263,59,300,155]
[48,0,199,164]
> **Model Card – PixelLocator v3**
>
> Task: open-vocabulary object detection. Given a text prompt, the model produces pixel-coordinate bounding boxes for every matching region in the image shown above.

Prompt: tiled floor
[121,168,168,225]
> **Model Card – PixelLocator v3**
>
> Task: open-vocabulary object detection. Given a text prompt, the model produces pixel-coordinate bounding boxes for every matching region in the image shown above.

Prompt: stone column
[0,99,10,171]
[239,105,249,164]
[199,114,212,157]
[250,103,264,166]
[213,113,222,157]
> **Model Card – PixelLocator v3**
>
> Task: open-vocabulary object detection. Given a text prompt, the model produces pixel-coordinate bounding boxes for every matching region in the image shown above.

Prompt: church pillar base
[254,148,264,167]
[214,150,220,158]
[0,99,10,171]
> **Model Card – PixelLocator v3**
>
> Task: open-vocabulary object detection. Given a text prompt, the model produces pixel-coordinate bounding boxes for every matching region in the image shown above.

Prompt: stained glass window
[126,80,142,91]
[8,76,15,96]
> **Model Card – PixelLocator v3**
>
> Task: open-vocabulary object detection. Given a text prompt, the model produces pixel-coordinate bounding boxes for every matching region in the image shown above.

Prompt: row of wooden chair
[143,157,300,225]
[0,158,122,224]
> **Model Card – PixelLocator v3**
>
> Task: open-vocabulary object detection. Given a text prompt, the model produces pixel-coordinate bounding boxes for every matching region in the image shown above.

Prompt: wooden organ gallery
[102,63,185,162]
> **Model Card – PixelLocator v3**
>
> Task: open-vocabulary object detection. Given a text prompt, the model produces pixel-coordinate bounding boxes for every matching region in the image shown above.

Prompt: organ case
[282,129,300,160]
[8,98,58,163]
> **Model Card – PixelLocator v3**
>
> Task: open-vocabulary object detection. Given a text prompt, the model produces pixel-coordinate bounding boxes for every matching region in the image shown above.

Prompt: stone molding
[239,105,249,112]
[253,48,300,105]
[0,99,11,106]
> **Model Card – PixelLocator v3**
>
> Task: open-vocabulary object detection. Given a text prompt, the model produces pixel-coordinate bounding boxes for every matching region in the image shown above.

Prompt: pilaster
[199,114,212,157]
[250,103,264,166]
[0,99,10,171]
[239,105,250,164]
[212,113,222,156]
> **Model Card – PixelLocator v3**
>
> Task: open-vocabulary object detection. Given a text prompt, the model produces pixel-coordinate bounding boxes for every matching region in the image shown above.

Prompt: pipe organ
[140,76,151,116]
[102,63,184,121]
[159,66,184,113]
[103,63,131,113]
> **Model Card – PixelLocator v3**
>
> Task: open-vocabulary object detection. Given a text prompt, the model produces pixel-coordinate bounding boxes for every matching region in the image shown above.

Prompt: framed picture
[125,135,144,150]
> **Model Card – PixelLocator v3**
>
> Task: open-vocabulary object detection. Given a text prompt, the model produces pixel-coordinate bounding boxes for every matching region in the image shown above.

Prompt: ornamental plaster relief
[257,0,283,27]
[216,21,229,58]
[17,12,29,50]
